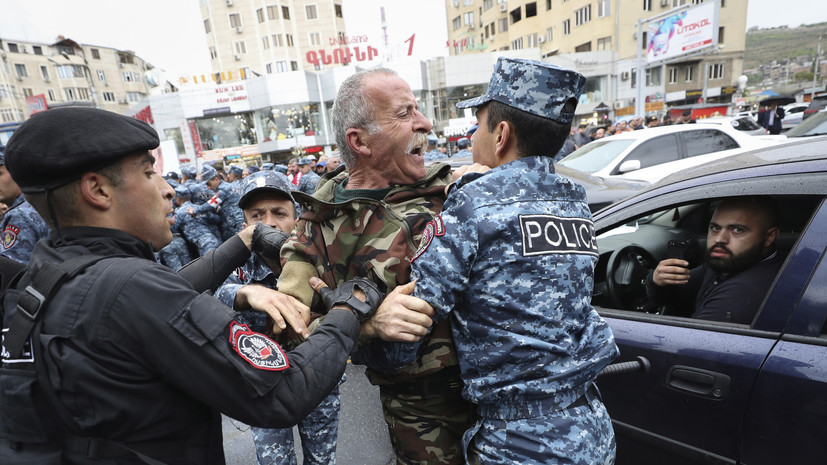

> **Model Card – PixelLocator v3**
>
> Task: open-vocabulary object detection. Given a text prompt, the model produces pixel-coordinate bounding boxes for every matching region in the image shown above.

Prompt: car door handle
[666,365,731,400]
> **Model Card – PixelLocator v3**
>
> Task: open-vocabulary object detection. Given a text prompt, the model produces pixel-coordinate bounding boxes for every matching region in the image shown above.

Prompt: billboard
[646,1,719,64]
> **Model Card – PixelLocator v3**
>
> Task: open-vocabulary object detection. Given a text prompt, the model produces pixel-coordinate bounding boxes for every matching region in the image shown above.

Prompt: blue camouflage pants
[464,394,616,465]
[252,383,342,465]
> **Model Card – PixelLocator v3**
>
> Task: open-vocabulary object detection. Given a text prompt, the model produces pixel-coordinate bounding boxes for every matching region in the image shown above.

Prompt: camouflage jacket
[278,163,458,382]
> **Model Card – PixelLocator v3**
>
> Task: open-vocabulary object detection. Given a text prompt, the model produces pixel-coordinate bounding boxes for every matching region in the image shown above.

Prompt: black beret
[4,107,159,193]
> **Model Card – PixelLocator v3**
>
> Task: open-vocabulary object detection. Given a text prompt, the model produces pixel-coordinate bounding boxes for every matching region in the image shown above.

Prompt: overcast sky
[0,0,823,80]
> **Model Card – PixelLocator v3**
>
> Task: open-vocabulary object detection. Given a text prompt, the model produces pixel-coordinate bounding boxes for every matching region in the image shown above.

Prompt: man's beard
[706,241,765,274]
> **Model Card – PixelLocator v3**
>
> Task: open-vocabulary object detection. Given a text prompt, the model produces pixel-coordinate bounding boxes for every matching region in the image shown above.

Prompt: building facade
[0,36,152,144]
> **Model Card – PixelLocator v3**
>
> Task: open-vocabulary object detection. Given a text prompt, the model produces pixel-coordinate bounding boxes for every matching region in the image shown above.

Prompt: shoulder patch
[412,216,445,262]
[229,321,289,371]
[3,225,20,250]
[519,214,598,257]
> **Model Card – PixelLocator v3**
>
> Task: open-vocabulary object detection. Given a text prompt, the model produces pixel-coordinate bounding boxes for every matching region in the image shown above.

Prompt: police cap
[457,137,469,148]
[297,157,311,166]
[0,145,5,166]
[4,107,160,193]
[228,165,243,177]
[247,165,260,174]
[274,164,289,175]
[238,171,294,209]
[181,164,197,179]
[262,163,275,171]
[201,165,219,181]
[456,57,585,125]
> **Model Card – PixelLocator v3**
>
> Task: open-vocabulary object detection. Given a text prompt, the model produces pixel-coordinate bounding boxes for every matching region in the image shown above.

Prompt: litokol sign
[646,0,719,65]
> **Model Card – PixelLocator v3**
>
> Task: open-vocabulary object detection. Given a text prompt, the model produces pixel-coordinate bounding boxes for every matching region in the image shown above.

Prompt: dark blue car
[589,136,827,464]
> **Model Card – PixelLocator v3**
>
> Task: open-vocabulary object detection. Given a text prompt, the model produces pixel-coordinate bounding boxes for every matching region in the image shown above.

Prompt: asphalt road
[222,362,395,464]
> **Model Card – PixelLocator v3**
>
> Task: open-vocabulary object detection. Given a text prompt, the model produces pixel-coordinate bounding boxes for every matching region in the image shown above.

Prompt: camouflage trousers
[251,384,342,465]
[464,390,616,465]
[379,377,474,465]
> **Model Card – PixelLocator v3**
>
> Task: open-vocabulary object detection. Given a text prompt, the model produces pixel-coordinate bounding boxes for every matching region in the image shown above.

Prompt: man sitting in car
[646,196,782,324]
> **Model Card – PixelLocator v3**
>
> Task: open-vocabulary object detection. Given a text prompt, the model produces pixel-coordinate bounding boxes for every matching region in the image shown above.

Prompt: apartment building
[445,0,747,114]
[200,0,350,77]
[0,36,152,140]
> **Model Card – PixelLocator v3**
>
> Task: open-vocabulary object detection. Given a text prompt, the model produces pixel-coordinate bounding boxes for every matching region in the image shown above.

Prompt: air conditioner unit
[236,26,243,33]
[118,99,128,104]
[119,62,125,68]
[661,0,670,6]
[499,3,508,12]
[538,36,546,43]
[468,23,475,29]
[234,54,242,61]
[613,101,624,109]
[226,0,233,5]
[15,75,23,81]
[621,71,630,80]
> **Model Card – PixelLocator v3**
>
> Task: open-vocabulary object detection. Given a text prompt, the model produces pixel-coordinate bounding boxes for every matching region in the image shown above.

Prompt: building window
[597,0,610,17]
[262,36,270,50]
[266,63,273,74]
[22,88,34,98]
[33,46,43,55]
[511,37,524,50]
[463,11,474,26]
[310,32,321,46]
[291,61,298,71]
[234,41,247,55]
[641,31,648,50]
[546,0,552,10]
[204,19,211,33]
[273,34,284,47]
[718,26,725,44]
[526,2,537,17]
[527,33,539,47]
[597,36,611,50]
[229,13,241,28]
[286,34,294,47]
[669,66,678,83]
[646,66,661,86]
[498,18,508,32]
[48,89,56,101]
[90,48,100,59]
[276,61,288,73]
[123,71,135,83]
[8,43,19,53]
[708,63,725,80]
[484,0,494,11]
[575,5,591,26]
[643,0,652,11]
[15,64,27,78]
[453,16,461,30]
[210,46,218,59]
[102,92,116,102]
[127,92,142,103]
[282,6,290,20]
[267,5,279,19]
[97,70,106,81]
[575,42,592,52]
[41,66,50,80]
[57,65,84,79]
[306,5,317,19]
[65,88,76,100]
[672,0,688,6]
[546,27,553,42]
[257,8,265,23]
[563,19,570,35]
[335,4,343,17]
[510,7,522,24]
[685,65,695,82]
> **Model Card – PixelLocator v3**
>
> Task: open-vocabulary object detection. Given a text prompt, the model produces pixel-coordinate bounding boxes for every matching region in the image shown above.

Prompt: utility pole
[812,34,822,102]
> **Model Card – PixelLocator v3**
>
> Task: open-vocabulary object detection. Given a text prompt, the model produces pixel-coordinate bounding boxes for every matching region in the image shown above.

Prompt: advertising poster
[647,1,718,64]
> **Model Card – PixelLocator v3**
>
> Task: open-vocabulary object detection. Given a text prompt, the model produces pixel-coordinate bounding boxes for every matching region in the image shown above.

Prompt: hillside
[744,22,827,70]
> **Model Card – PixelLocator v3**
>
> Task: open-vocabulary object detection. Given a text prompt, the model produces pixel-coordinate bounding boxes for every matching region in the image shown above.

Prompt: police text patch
[519,215,598,257]
[229,321,289,371]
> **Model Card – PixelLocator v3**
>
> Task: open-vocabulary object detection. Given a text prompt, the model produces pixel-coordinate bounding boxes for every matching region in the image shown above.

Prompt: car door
[611,133,681,183]
[593,195,823,465]
[738,199,827,465]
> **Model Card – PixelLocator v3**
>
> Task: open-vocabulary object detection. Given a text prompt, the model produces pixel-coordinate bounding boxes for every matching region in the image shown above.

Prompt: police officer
[158,184,196,270]
[0,107,390,464]
[423,135,444,162]
[216,171,343,465]
[454,137,472,158]
[179,181,223,256]
[387,57,620,464]
[296,157,321,195]
[200,165,244,242]
[180,164,198,187]
[0,145,49,263]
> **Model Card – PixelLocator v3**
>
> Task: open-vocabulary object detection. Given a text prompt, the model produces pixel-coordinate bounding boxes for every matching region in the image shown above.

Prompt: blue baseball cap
[457,137,469,148]
[456,57,585,125]
[238,171,294,209]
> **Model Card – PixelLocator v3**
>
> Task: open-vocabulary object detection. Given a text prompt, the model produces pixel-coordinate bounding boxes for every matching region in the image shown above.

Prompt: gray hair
[331,68,397,170]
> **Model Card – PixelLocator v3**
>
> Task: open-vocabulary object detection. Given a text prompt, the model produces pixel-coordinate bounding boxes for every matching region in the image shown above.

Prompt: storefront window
[163,128,186,154]
[580,76,606,105]
[195,113,257,151]
[256,103,322,142]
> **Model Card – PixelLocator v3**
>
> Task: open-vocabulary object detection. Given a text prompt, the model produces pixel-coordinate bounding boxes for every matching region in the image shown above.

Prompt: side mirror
[617,160,641,174]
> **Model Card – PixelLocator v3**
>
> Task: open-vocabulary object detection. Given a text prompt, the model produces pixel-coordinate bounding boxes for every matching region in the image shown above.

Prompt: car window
[618,134,679,170]
[557,139,635,173]
[786,112,827,137]
[731,117,761,131]
[683,129,739,158]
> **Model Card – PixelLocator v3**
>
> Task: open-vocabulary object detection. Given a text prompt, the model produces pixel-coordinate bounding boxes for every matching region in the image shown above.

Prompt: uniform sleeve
[356,189,479,371]
[108,264,360,429]
[278,219,326,308]
[177,235,250,293]
[0,207,50,264]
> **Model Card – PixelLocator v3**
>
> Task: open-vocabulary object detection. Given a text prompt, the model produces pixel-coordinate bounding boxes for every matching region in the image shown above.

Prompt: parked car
[781,102,810,130]
[785,109,827,138]
[556,124,782,184]
[802,94,827,120]
[695,115,767,135]
[590,136,827,464]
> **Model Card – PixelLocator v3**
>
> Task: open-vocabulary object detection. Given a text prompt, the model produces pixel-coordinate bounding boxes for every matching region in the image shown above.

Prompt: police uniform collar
[452,156,555,191]
[49,226,157,260]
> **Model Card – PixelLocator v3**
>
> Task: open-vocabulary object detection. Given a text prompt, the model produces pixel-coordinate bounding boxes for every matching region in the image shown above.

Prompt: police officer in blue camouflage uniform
[384,57,620,465]
[0,146,49,263]
[296,157,321,195]
[178,182,222,256]
[215,170,344,465]
[198,165,244,242]
[453,137,472,158]
[158,184,196,270]
[423,135,445,162]
[180,164,198,187]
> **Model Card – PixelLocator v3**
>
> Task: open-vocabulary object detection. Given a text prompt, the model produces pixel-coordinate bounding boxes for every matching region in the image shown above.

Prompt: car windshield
[786,112,827,137]
[557,139,635,172]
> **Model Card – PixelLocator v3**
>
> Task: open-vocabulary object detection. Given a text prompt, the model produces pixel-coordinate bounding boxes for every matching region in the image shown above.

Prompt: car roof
[604,124,740,140]
[594,136,827,219]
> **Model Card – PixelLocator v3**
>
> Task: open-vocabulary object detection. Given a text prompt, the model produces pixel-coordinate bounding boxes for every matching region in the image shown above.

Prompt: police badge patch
[412,216,445,262]
[3,224,20,249]
[229,321,289,371]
